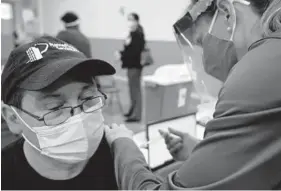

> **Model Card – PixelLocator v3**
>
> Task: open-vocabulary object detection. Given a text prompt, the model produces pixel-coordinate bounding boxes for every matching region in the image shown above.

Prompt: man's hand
[105,123,134,146]
[159,128,199,161]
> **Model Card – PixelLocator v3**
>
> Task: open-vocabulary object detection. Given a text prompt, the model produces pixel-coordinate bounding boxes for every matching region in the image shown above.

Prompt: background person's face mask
[128,20,137,31]
[11,107,105,164]
[202,10,238,82]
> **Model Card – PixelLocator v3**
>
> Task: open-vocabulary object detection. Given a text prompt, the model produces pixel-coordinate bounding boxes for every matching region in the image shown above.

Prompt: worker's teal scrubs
[111,34,281,190]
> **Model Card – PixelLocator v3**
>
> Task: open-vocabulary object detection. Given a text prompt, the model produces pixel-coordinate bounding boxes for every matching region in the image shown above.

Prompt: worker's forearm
[111,138,164,190]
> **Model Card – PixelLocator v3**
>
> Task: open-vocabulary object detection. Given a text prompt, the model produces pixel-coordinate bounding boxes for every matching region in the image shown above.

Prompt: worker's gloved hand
[105,123,134,146]
[159,128,199,161]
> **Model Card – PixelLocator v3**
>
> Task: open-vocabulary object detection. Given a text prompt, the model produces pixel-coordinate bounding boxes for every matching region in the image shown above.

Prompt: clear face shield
[173,0,222,104]
[173,0,250,104]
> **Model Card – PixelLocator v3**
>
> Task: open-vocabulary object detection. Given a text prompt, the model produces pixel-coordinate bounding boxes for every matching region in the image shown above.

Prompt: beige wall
[1,0,224,97]
[1,1,15,66]
[39,0,223,97]
[40,0,190,41]
[1,0,42,65]
[88,38,183,75]
[39,0,190,77]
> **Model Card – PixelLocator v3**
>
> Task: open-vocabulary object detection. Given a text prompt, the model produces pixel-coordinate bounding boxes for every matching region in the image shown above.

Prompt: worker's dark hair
[249,0,281,36]
[248,0,271,15]
[129,12,140,22]
[13,31,18,39]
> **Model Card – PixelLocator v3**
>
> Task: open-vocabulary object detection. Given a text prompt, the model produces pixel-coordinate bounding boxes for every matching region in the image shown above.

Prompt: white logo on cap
[26,42,80,64]
[48,43,79,52]
[26,43,49,63]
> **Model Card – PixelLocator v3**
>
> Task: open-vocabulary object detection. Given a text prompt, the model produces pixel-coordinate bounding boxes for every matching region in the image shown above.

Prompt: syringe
[139,136,164,148]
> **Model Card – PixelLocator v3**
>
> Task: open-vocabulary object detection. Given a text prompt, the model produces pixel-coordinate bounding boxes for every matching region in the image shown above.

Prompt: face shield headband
[173,0,250,35]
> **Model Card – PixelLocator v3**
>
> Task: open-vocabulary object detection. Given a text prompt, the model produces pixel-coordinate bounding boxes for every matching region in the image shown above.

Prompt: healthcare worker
[105,0,281,189]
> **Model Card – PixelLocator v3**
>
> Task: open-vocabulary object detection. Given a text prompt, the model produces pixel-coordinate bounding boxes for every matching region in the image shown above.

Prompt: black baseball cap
[1,36,115,103]
[61,12,78,22]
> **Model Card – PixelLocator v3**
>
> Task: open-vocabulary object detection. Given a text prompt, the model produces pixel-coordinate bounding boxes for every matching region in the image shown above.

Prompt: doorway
[1,1,15,67]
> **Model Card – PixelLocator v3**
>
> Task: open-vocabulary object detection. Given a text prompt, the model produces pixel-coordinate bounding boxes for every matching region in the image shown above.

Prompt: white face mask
[128,20,137,31]
[11,107,105,164]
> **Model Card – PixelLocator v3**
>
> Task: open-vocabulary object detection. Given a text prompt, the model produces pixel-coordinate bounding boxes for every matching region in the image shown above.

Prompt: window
[1,3,13,20]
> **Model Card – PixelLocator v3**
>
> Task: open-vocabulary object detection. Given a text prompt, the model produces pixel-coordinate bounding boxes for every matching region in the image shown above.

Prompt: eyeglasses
[13,92,107,126]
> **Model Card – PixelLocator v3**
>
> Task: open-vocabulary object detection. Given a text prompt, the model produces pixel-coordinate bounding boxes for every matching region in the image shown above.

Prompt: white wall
[41,0,191,41]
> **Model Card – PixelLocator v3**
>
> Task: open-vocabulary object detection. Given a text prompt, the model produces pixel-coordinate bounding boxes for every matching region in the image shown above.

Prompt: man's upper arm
[112,138,164,190]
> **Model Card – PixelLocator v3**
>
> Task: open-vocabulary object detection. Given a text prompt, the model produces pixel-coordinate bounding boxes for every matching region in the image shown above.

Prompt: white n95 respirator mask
[11,106,105,164]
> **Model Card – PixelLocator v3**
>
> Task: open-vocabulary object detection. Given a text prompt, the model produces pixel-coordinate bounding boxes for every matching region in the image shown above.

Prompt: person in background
[116,13,145,123]
[2,27,40,148]
[12,26,39,47]
[13,31,19,48]
[57,12,100,88]
[2,31,21,148]
[1,36,118,190]
[105,0,281,189]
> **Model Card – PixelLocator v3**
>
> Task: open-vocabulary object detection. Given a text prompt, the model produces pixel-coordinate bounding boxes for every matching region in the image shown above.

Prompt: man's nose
[71,103,83,116]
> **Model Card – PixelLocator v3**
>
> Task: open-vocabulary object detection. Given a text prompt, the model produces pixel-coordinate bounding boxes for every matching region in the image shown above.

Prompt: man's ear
[1,102,23,135]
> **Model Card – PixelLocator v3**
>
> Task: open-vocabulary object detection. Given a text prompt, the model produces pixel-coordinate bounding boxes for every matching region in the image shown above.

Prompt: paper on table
[196,124,205,140]
[178,88,187,108]
[148,139,173,168]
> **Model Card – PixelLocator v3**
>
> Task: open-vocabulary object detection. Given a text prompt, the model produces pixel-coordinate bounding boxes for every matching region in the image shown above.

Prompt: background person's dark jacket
[57,28,92,58]
[57,28,101,88]
[120,26,145,69]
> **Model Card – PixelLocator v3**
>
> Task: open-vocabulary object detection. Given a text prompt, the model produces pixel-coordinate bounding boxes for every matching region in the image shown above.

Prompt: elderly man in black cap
[1,36,118,190]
